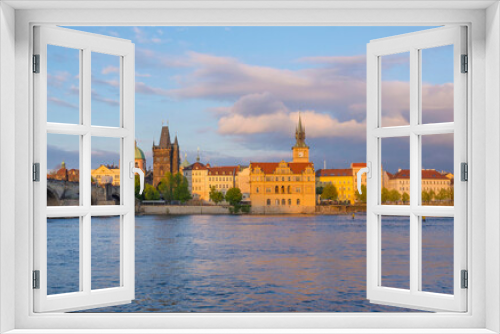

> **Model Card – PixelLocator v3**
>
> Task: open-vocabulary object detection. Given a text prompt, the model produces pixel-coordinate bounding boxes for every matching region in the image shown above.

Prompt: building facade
[207,166,239,198]
[316,168,356,204]
[152,125,180,187]
[91,164,120,186]
[387,169,452,195]
[183,161,209,201]
[47,161,79,182]
[249,115,316,214]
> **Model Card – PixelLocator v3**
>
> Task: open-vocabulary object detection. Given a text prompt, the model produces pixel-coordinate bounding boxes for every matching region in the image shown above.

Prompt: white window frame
[33,25,136,313]
[0,2,498,333]
[366,26,467,312]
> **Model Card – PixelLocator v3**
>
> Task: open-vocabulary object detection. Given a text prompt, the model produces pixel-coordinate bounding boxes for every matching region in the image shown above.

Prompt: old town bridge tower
[152,125,180,187]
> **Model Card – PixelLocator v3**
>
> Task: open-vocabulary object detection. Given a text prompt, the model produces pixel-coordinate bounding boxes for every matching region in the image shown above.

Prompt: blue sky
[47,26,454,173]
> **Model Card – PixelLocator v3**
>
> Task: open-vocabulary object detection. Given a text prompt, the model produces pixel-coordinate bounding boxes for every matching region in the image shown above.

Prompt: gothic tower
[152,125,180,187]
[292,114,309,163]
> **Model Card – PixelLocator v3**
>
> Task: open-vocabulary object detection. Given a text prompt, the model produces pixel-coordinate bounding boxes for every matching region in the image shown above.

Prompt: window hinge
[33,163,40,182]
[461,54,468,73]
[461,162,468,181]
[461,269,468,289]
[32,270,40,289]
[33,54,40,73]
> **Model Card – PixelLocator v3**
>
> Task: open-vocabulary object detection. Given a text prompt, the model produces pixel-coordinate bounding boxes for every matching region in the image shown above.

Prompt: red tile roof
[250,162,314,174]
[351,163,367,168]
[184,162,208,171]
[390,169,448,180]
[208,166,239,175]
[316,168,353,177]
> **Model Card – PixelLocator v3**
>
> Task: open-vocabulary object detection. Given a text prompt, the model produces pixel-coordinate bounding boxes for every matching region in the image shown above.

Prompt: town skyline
[47,26,454,173]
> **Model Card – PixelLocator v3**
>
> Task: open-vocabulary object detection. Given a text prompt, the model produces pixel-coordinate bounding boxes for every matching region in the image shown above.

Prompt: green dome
[135,145,146,160]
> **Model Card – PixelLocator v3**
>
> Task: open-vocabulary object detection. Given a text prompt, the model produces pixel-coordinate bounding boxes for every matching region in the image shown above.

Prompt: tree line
[316,182,453,204]
[135,171,191,203]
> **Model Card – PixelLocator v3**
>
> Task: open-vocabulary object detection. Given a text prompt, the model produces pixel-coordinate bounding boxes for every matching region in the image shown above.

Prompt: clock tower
[292,114,309,163]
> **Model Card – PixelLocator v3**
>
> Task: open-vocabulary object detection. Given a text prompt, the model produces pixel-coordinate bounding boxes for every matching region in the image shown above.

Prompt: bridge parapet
[47,179,120,206]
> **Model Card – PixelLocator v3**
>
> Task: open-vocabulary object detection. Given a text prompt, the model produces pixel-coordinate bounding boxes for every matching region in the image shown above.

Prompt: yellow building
[249,115,316,214]
[316,168,355,204]
[183,161,209,201]
[91,164,120,186]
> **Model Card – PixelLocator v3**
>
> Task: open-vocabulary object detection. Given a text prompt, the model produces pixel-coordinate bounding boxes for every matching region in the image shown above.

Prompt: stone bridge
[47,179,120,206]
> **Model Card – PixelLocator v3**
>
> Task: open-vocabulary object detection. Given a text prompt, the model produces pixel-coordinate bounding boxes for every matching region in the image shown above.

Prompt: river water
[47,214,454,312]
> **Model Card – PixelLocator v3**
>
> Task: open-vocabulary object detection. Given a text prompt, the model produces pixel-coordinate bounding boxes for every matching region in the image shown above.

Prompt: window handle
[357,162,371,194]
[130,162,144,195]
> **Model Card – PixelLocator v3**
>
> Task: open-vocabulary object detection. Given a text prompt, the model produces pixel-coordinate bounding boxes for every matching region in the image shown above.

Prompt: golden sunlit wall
[317,175,355,204]
[249,161,316,214]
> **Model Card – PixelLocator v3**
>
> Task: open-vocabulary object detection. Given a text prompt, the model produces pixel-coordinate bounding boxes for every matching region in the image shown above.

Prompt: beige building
[91,164,120,186]
[237,167,251,201]
[386,169,452,195]
[249,115,316,214]
[207,166,239,198]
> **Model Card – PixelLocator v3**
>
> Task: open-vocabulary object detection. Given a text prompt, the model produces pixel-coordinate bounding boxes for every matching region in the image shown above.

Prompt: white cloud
[48,97,78,109]
[102,66,119,75]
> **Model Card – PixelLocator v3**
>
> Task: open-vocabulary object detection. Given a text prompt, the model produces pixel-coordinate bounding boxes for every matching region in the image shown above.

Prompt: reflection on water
[46,214,453,312]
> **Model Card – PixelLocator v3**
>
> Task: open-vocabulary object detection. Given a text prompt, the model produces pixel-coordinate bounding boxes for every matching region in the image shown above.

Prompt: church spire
[174,132,179,146]
[294,113,307,148]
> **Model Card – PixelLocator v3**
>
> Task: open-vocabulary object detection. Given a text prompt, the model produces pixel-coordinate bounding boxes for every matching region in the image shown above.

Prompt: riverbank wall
[315,205,366,214]
[137,205,231,215]
[137,204,367,215]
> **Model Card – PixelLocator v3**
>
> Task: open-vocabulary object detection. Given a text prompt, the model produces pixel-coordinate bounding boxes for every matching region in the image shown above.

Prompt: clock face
[298,151,304,157]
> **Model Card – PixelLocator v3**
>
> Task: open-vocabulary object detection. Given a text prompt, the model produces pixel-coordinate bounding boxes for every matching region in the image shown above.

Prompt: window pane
[47,133,80,206]
[92,215,121,290]
[91,137,121,205]
[421,45,454,124]
[421,216,454,294]
[381,215,410,290]
[47,217,80,295]
[381,137,410,205]
[91,52,121,127]
[421,134,454,206]
[47,45,80,124]
[381,52,410,127]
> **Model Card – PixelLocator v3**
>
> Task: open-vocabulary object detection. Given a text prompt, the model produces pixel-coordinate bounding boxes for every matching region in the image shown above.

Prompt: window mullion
[82,47,92,294]
[409,47,420,294]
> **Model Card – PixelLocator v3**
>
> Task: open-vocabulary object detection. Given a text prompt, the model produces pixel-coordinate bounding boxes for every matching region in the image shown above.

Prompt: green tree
[402,192,410,203]
[381,187,390,203]
[429,190,436,202]
[144,183,160,200]
[209,186,224,204]
[316,186,324,195]
[321,183,338,201]
[225,187,243,206]
[355,184,367,203]
[174,175,192,203]
[422,190,431,203]
[389,189,401,202]
[158,172,175,203]
[436,188,448,201]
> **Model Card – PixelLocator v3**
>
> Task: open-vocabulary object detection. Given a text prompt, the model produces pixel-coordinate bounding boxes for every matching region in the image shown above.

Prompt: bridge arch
[47,188,60,206]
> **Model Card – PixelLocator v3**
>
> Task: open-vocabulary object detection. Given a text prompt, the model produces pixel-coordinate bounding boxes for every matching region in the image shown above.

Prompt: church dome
[135,145,146,160]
